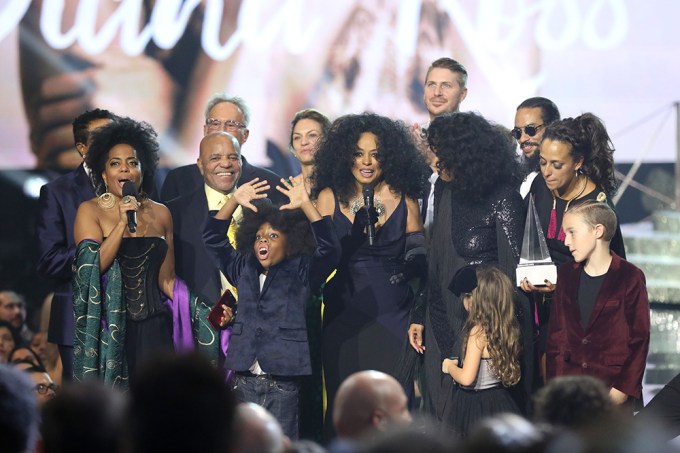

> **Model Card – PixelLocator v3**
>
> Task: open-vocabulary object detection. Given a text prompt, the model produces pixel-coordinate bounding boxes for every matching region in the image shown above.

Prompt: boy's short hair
[566,200,617,241]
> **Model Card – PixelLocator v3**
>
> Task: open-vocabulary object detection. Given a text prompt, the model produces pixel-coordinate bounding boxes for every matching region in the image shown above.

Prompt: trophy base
[516,263,557,287]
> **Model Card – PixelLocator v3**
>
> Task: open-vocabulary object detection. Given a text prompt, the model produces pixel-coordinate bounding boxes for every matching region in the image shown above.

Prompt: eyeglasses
[205,118,246,132]
[34,383,59,395]
[511,124,544,140]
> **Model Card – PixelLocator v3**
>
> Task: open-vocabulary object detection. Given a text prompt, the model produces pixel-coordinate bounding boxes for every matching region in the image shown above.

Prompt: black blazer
[203,215,340,376]
[36,165,95,345]
[167,188,222,305]
[160,158,286,205]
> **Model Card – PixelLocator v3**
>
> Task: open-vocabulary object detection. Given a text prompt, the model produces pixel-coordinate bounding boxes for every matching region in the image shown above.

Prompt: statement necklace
[547,174,588,240]
[349,193,386,217]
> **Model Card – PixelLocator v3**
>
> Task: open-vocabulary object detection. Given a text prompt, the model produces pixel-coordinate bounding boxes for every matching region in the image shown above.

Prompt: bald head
[234,403,286,453]
[333,370,411,440]
[197,132,243,195]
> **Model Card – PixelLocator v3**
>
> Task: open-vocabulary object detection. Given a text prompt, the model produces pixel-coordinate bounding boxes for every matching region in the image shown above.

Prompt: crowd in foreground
[1,354,679,453]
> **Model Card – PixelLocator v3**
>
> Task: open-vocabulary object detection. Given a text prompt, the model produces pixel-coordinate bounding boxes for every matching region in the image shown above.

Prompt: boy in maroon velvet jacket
[546,201,649,410]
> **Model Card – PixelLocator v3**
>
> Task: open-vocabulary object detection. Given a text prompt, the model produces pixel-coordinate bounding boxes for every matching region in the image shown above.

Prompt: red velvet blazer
[546,252,650,400]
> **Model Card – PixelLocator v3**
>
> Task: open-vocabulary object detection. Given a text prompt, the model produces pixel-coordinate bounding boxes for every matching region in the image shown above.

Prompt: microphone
[122,181,138,233]
[362,184,375,246]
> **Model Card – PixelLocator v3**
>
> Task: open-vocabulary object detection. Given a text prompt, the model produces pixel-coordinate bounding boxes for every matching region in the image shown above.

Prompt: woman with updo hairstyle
[413,111,531,424]
[522,112,624,271]
[289,108,331,196]
[519,113,626,389]
[73,117,220,388]
[312,112,430,436]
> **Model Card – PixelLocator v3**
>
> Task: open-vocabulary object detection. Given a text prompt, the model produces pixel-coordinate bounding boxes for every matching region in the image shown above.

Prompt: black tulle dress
[417,183,532,422]
[322,196,413,434]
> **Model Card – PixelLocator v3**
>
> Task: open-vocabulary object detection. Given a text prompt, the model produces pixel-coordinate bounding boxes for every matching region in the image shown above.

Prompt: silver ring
[122,196,131,204]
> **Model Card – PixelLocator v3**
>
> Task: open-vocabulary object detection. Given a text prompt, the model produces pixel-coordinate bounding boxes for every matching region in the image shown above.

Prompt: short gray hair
[204,93,251,126]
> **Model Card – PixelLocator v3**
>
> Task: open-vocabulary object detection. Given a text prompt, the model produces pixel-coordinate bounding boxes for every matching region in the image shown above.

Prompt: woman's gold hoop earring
[97,192,115,209]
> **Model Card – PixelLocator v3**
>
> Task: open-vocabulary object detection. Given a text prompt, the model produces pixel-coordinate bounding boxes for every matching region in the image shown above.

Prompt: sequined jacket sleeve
[493,185,525,261]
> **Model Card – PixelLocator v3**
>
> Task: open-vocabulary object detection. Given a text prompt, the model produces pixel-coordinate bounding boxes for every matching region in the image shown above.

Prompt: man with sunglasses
[513,97,561,197]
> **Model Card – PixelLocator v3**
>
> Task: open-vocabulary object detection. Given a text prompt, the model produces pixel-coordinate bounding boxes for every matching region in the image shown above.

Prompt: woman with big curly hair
[413,112,530,425]
[312,113,430,436]
[73,117,220,388]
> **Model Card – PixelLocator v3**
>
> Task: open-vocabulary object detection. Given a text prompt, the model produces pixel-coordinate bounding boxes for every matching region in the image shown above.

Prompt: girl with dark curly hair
[203,177,340,439]
[72,117,220,388]
[413,112,530,425]
[311,113,430,436]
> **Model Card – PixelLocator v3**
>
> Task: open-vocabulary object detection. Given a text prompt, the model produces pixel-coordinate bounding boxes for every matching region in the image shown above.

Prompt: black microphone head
[122,181,139,197]
[362,184,374,197]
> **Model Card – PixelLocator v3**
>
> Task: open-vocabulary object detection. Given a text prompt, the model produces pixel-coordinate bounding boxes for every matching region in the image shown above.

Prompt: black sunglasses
[511,124,544,140]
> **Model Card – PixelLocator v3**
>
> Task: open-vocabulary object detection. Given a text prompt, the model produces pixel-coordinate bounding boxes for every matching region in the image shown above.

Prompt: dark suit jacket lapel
[259,265,279,300]
[74,165,95,202]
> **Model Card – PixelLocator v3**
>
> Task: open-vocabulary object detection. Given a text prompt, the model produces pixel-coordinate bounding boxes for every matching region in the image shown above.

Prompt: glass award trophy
[516,195,557,286]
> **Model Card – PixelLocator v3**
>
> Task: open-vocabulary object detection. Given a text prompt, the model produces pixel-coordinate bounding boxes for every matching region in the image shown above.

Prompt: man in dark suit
[160,94,285,204]
[167,131,244,305]
[36,108,116,381]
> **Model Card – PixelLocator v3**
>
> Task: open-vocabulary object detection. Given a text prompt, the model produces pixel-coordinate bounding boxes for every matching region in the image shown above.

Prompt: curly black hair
[235,200,316,258]
[311,113,430,205]
[427,112,521,202]
[541,113,617,195]
[533,375,615,429]
[86,117,159,196]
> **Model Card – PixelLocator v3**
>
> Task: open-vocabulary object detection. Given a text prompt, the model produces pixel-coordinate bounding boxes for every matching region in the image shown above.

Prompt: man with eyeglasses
[160,94,284,204]
[513,97,561,197]
[164,95,285,307]
[24,364,58,406]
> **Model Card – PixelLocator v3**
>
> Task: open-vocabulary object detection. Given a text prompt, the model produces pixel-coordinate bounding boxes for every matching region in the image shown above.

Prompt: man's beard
[520,151,541,176]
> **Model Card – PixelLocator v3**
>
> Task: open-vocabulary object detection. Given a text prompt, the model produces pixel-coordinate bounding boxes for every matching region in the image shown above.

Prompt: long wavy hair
[311,113,430,205]
[462,266,521,387]
[427,112,521,203]
[86,117,159,196]
[235,201,316,258]
[541,113,617,195]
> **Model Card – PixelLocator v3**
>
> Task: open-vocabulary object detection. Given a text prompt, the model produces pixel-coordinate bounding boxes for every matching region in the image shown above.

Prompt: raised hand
[234,178,270,212]
[277,177,311,210]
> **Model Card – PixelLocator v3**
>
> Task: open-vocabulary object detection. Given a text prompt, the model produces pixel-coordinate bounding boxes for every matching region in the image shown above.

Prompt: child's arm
[442,325,485,386]
[202,180,269,283]
[276,178,321,222]
[611,266,651,403]
[215,178,270,221]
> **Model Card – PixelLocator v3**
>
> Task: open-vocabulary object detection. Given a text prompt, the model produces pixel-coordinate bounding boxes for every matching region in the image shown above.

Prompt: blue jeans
[232,373,301,439]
